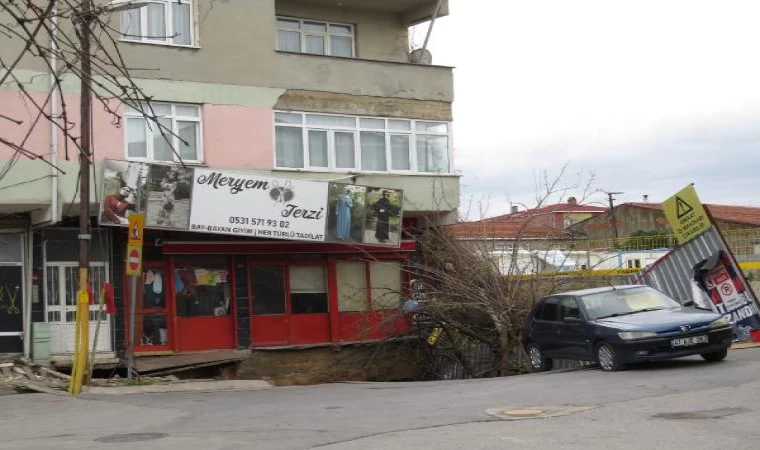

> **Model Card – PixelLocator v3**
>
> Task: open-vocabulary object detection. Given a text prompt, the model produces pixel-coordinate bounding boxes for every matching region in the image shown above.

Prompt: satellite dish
[408,48,432,65]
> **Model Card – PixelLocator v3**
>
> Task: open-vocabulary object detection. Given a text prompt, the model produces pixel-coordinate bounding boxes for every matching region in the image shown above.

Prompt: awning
[162,240,417,255]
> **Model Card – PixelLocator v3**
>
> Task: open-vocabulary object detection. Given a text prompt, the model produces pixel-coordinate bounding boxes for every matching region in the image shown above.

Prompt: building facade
[0,0,458,366]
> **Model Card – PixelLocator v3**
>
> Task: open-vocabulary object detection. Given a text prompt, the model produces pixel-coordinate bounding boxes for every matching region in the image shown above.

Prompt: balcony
[291,0,449,25]
[275,51,453,103]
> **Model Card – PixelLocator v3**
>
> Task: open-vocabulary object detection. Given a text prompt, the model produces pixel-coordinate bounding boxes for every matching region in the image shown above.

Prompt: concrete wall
[2,1,452,102]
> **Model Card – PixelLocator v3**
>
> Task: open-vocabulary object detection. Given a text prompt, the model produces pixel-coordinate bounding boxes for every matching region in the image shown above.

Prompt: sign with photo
[99,160,404,246]
[189,168,329,241]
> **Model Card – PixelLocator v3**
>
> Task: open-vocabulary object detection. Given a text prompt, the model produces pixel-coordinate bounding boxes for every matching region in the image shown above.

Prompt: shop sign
[99,159,404,247]
[190,168,328,241]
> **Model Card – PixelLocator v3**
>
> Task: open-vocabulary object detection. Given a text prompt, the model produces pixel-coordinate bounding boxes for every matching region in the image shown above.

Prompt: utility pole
[70,0,93,395]
[606,191,624,241]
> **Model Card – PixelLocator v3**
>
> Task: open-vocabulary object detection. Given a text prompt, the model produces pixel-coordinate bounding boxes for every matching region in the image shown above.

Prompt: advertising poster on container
[99,159,404,246]
[694,251,760,340]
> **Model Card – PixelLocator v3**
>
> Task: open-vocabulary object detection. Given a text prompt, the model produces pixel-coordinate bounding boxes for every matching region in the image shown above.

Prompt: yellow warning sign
[128,213,144,246]
[662,185,711,245]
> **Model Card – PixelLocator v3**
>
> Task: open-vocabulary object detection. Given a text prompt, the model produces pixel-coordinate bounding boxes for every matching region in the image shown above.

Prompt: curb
[83,380,274,396]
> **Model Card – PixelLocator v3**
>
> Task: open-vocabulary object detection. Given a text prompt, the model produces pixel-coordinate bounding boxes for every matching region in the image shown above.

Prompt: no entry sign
[125,244,143,276]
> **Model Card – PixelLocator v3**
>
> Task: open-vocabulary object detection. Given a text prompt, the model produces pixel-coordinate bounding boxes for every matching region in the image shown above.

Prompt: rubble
[0,359,180,395]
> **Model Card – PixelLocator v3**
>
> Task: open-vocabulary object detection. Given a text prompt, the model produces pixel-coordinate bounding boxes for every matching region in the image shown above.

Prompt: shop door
[250,263,330,347]
[172,259,235,352]
[127,264,172,353]
[45,263,112,354]
[0,233,24,354]
[0,265,24,354]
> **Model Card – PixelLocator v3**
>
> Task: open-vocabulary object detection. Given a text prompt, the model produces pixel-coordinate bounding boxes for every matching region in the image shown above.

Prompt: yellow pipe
[70,268,90,395]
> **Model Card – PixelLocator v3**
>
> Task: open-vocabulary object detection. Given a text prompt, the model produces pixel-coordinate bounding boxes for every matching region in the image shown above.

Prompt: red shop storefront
[125,240,414,354]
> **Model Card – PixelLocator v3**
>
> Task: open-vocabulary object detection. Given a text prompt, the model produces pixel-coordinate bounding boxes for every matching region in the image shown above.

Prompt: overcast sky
[413,0,760,219]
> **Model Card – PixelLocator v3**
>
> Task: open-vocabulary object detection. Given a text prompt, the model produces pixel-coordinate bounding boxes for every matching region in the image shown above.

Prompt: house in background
[447,198,604,274]
[569,202,760,261]
[0,0,457,380]
[484,197,608,229]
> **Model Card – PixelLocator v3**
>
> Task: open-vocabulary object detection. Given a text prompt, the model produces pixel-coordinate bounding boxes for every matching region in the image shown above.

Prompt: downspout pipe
[50,0,59,224]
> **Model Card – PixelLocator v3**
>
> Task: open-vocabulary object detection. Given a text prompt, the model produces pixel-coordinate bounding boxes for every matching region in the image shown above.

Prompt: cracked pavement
[2,349,760,449]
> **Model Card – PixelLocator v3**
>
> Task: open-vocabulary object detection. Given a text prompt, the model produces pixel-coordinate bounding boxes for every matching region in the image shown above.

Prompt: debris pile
[1,359,180,394]
[0,359,70,394]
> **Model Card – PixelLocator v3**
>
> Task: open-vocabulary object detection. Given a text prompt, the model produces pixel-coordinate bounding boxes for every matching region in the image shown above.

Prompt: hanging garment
[144,270,154,285]
[152,272,163,294]
[174,271,185,293]
[335,194,353,240]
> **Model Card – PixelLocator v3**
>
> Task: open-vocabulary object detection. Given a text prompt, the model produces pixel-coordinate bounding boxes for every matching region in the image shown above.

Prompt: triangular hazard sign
[131,224,140,240]
[675,196,694,219]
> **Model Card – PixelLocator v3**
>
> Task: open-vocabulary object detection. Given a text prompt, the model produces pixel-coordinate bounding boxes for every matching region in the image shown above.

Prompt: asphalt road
[3,349,760,449]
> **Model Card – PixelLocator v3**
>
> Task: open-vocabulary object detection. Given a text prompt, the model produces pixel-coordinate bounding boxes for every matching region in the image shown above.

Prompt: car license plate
[671,335,708,347]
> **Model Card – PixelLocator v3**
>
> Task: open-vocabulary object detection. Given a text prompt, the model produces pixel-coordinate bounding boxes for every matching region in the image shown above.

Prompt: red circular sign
[128,249,140,271]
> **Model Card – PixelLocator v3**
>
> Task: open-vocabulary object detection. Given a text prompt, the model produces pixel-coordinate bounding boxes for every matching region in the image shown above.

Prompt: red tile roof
[447,218,578,240]
[484,203,608,222]
[449,201,607,239]
[624,202,760,227]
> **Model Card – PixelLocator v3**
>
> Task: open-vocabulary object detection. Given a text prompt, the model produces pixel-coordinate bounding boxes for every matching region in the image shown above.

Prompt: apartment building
[0,0,457,371]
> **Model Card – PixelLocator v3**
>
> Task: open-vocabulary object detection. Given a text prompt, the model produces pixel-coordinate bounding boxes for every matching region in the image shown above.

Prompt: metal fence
[585,228,760,257]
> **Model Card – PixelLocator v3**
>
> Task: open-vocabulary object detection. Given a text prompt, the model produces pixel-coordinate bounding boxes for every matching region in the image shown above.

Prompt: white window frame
[124,102,204,164]
[276,16,355,58]
[274,111,452,175]
[120,0,197,47]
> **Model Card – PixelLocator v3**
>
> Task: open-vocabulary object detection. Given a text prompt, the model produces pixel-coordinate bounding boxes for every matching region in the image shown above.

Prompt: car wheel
[526,343,553,372]
[597,342,626,372]
[701,348,728,362]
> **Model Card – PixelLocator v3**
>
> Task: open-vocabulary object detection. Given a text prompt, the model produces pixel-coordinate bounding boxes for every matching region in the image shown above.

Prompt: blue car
[522,285,733,372]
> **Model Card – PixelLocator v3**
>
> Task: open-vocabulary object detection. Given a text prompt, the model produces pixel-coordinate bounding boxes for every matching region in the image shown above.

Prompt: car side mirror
[564,316,582,324]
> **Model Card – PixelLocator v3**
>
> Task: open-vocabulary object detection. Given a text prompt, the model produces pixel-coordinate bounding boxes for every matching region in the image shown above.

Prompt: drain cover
[503,408,544,417]
[94,433,169,443]
[486,405,596,421]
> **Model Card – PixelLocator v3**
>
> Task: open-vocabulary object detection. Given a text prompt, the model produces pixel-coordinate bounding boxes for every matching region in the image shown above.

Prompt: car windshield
[580,287,681,320]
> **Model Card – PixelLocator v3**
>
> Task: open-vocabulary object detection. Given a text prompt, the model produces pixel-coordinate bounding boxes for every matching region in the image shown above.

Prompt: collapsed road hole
[94,432,169,443]
[652,408,750,420]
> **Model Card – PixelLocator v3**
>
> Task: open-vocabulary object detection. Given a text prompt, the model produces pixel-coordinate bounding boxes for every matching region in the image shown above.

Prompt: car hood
[593,308,721,332]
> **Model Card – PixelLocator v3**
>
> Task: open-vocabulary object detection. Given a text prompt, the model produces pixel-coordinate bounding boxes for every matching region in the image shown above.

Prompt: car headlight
[709,317,730,329]
[618,331,657,340]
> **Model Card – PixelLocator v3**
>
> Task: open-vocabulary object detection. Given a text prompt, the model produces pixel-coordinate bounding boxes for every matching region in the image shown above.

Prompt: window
[290,265,328,314]
[252,266,286,315]
[539,297,559,321]
[560,297,581,321]
[276,17,354,57]
[125,103,202,162]
[274,112,451,173]
[174,264,231,317]
[121,0,195,46]
[337,260,403,312]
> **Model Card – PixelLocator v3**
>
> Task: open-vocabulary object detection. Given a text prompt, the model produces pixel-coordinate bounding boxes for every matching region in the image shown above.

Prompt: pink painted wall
[0,90,51,161]
[203,104,273,170]
[1,90,275,170]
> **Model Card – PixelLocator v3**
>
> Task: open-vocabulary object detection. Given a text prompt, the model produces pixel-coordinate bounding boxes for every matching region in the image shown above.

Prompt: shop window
[174,264,231,317]
[337,261,368,312]
[337,260,403,312]
[289,265,328,314]
[252,266,286,315]
[370,261,401,310]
